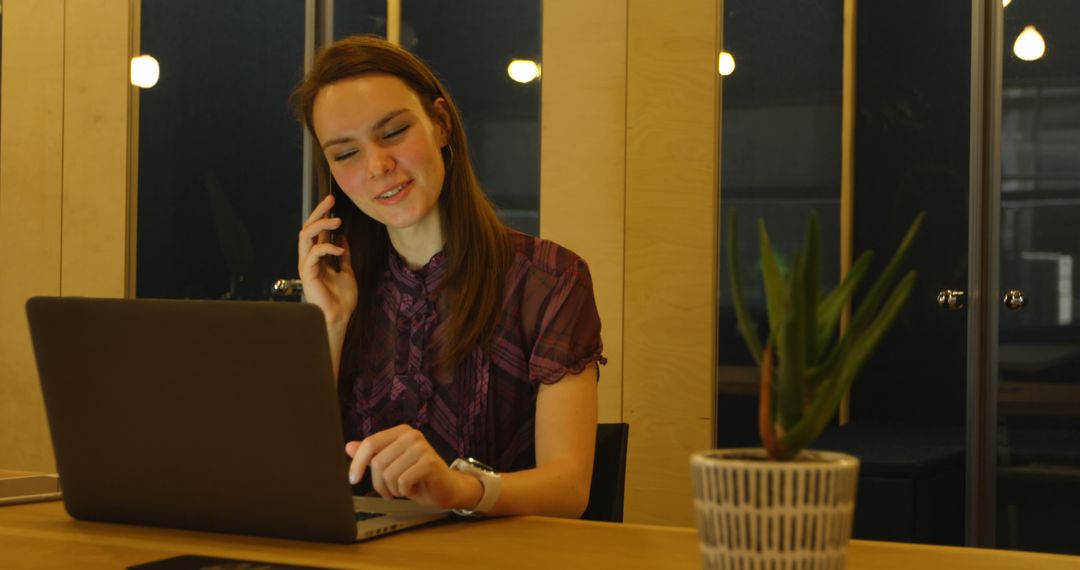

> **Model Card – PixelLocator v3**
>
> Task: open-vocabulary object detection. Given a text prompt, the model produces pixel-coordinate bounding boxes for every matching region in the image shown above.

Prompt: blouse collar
[387,245,447,296]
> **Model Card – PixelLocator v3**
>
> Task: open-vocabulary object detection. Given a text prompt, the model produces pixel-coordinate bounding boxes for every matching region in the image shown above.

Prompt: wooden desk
[0,470,61,507]
[0,470,38,478]
[1,502,1078,569]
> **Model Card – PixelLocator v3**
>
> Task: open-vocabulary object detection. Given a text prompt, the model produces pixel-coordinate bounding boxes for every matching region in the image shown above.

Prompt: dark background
[136,0,540,301]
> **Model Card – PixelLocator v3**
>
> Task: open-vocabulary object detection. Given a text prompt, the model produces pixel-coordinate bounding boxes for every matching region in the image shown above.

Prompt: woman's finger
[378,439,430,497]
[299,242,345,277]
[367,429,426,497]
[368,461,391,499]
[337,235,355,276]
[297,216,342,261]
[303,193,335,227]
[345,425,413,488]
[349,440,388,497]
[396,454,443,500]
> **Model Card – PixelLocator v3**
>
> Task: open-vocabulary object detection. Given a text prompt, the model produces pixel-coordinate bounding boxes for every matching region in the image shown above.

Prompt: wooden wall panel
[0,0,66,473]
[624,0,720,525]
[61,0,131,297]
[0,0,131,472]
[540,0,627,424]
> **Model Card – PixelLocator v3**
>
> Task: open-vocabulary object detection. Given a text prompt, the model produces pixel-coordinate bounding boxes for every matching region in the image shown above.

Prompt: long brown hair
[292,35,511,379]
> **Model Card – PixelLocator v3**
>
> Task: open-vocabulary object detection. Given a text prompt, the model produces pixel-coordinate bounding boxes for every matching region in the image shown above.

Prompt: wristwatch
[450,457,501,516]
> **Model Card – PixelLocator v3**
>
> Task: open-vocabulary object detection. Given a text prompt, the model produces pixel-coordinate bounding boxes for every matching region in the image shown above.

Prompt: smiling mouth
[378,181,410,199]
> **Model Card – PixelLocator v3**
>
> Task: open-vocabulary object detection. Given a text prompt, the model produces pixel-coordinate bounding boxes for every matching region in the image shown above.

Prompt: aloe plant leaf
[803,212,820,365]
[725,210,764,365]
[776,249,807,432]
[812,251,873,364]
[846,212,925,339]
[780,271,917,453]
[812,268,920,399]
[759,344,782,459]
[756,220,790,433]
[739,211,923,458]
[812,213,923,386]
[758,219,789,339]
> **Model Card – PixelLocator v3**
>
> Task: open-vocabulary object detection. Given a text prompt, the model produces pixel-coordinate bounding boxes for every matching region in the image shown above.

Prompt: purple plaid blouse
[341,230,606,475]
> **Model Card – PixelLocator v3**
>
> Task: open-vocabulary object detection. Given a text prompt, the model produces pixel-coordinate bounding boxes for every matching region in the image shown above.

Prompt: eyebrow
[320,108,409,149]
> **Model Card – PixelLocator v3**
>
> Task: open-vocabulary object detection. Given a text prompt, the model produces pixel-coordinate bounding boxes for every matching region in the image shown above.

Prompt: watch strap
[450,457,501,516]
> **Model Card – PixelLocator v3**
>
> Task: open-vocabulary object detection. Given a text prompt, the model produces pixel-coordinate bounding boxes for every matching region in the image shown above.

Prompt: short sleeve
[527,257,607,385]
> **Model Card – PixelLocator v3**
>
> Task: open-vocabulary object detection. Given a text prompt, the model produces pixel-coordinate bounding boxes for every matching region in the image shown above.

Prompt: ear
[431,97,452,148]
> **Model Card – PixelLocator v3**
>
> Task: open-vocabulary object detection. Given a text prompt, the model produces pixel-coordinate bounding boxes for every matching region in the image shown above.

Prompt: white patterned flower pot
[690,449,859,570]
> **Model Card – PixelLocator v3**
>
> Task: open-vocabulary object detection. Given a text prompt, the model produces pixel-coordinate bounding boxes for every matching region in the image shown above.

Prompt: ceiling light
[718,52,736,76]
[1013,25,1046,61]
[507,59,541,83]
[130,55,160,88]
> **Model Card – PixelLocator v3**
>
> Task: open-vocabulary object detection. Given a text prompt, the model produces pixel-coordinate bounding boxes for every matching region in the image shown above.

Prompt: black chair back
[581,422,629,522]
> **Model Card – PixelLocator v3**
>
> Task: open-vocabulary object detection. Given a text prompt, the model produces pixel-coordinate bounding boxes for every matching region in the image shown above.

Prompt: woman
[292,36,605,518]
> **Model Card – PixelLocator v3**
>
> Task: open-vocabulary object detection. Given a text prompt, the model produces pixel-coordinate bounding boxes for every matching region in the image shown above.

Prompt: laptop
[25,296,451,543]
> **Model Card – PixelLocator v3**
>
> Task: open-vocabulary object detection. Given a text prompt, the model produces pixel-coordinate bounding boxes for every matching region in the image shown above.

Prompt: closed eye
[332,149,358,162]
[384,124,410,139]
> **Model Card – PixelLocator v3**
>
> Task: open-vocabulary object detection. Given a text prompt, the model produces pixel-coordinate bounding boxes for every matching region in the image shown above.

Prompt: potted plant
[691,210,924,569]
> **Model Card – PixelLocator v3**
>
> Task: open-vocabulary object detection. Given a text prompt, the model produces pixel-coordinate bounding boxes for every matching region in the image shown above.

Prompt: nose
[367,148,395,179]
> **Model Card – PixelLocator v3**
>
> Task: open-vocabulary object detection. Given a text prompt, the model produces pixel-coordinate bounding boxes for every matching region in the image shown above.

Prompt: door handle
[271,278,304,300]
[937,289,966,310]
[1003,289,1027,311]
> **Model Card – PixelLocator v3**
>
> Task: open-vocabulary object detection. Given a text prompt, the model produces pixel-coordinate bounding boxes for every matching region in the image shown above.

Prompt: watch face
[465,457,495,473]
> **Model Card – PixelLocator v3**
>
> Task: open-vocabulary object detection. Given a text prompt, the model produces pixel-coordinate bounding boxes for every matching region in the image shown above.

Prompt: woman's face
[313,74,450,234]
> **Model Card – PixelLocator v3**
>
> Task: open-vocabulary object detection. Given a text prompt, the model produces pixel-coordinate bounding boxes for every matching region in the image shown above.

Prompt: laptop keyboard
[355,511,387,521]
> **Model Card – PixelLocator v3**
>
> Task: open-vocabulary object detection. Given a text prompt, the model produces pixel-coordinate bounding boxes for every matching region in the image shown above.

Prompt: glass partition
[718,0,971,548]
[335,0,542,235]
[134,1,541,300]
[719,0,1080,552]
[997,0,1080,554]
[840,1,972,546]
[135,0,306,300]
[716,0,843,448]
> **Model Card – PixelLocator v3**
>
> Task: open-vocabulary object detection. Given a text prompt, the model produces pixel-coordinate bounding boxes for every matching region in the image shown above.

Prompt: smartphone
[325,206,341,271]
[322,177,345,271]
[327,206,339,245]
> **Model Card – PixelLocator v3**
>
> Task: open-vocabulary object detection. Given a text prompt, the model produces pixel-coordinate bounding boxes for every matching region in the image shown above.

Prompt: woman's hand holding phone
[298,194,357,334]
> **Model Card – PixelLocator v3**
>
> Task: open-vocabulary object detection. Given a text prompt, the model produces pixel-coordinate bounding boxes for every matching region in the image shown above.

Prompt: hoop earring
[444,145,454,166]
